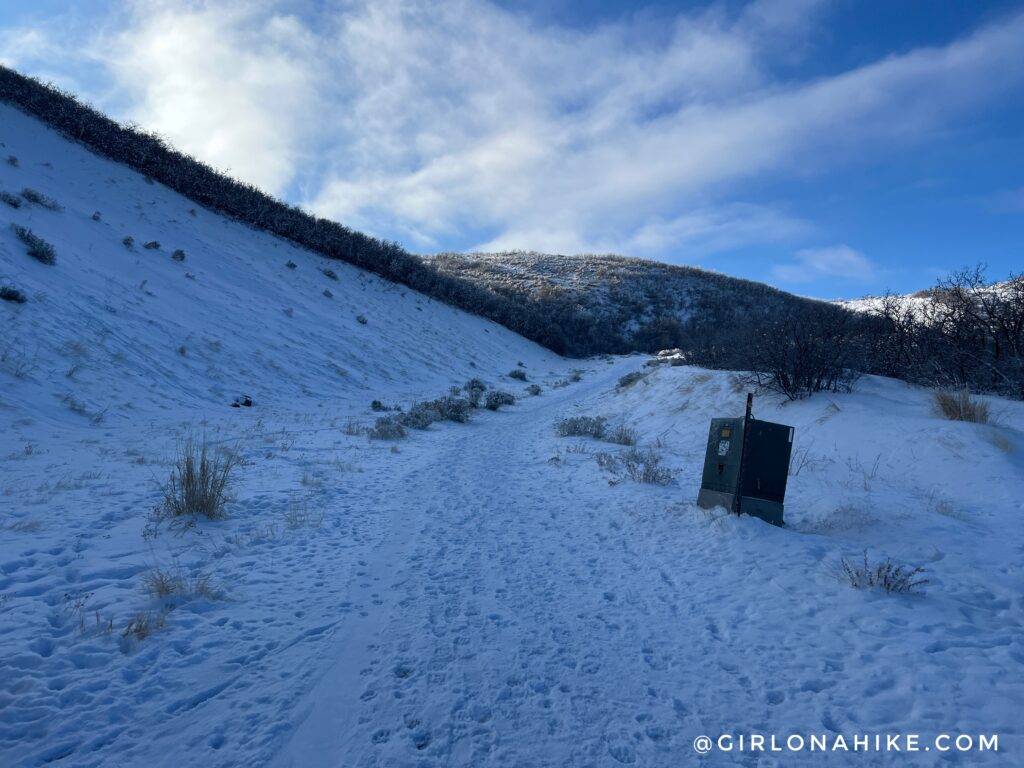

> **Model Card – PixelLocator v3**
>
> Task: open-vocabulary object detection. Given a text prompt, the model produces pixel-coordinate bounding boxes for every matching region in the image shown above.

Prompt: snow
[3,103,1024,767]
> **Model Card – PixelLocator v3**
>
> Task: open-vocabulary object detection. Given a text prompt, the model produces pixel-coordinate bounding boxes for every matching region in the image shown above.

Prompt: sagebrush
[557,416,606,439]
[368,415,406,440]
[11,224,56,265]
[840,551,928,594]
[20,187,62,211]
[485,390,515,410]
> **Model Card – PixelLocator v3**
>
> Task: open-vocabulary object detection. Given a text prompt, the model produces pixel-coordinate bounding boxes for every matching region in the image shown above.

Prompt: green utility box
[696,396,794,526]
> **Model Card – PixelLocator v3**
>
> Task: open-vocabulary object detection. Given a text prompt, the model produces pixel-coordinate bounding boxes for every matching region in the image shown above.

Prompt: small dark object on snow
[231,395,254,408]
[1,285,28,303]
[143,240,161,250]
[171,249,186,261]
[1,191,23,208]
[286,260,297,269]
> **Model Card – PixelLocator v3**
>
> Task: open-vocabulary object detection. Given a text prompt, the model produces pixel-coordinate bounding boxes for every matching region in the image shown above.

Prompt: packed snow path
[3,361,1022,767]
[267,365,1021,768]
[275,368,716,768]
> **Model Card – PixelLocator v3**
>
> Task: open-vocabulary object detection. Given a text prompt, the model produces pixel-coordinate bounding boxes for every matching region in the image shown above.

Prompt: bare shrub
[606,422,638,446]
[142,568,180,598]
[934,389,989,424]
[433,396,472,423]
[464,378,487,407]
[160,436,238,522]
[342,419,364,436]
[368,414,406,440]
[20,188,62,211]
[122,236,134,249]
[749,304,862,400]
[370,399,391,412]
[840,551,928,594]
[401,401,443,430]
[617,371,647,389]
[0,190,22,208]
[508,368,528,381]
[1,285,27,304]
[484,390,515,410]
[60,392,90,416]
[286,260,297,269]
[597,449,655,482]
[526,383,542,396]
[285,501,325,529]
[620,447,674,484]
[143,240,160,250]
[143,565,220,601]
[356,314,368,325]
[557,416,607,439]
[171,249,186,261]
[10,224,56,265]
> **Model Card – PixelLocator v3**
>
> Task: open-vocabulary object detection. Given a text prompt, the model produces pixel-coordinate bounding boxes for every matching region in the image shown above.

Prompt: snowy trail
[271,362,1024,768]
[275,366,713,767]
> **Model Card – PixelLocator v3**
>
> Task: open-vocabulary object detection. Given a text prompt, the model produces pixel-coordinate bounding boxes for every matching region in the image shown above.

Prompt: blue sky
[1,0,1022,299]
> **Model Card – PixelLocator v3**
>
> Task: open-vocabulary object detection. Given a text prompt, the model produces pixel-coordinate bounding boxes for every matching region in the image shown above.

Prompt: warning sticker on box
[717,440,730,456]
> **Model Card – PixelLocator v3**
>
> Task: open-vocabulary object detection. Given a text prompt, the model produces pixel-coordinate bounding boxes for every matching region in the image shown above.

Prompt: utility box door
[700,417,744,496]
[741,420,793,504]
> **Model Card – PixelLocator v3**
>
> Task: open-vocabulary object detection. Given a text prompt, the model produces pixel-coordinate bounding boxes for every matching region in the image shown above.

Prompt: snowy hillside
[428,250,827,354]
[2,102,1024,768]
[0,103,563,415]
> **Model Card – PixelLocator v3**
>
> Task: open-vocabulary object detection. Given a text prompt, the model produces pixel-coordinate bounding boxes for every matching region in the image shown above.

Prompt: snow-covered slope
[0,103,561,420]
[2,102,1023,768]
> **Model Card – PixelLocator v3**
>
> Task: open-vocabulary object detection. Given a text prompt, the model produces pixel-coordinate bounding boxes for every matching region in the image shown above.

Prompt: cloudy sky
[2,0,1023,298]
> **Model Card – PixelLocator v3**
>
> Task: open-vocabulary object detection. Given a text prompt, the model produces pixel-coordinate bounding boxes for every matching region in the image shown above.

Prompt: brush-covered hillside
[429,250,828,356]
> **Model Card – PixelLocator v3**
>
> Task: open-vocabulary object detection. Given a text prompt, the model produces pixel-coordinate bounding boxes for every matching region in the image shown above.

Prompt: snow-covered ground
[3,103,1024,767]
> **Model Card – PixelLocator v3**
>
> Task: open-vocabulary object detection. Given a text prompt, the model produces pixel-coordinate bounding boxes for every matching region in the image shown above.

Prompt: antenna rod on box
[734,392,754,516]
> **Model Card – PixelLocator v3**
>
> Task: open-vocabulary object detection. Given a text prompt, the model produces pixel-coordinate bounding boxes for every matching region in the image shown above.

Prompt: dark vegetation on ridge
[2,66,1021,399]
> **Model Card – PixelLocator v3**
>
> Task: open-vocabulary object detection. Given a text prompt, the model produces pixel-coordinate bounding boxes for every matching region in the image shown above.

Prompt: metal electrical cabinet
[696,395,794,526]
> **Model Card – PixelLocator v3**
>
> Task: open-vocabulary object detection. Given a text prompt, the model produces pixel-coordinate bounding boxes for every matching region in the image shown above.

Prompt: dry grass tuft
[161,436,239,521]
[934,389,989,424]
[143,565,221,601]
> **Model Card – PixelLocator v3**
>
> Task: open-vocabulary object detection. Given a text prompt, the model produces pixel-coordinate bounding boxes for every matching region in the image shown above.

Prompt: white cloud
[94,1,323,195]
[477,202,811,257]
[772,245,875,284]
[303,1,1024,256]
[3,1,1024,260]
